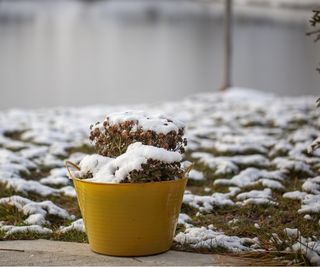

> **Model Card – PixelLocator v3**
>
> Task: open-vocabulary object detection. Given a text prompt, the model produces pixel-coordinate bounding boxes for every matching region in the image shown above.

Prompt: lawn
[0,88,319,265]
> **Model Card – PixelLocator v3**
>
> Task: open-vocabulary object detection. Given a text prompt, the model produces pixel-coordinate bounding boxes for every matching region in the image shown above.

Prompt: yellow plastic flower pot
[66,161,188,256]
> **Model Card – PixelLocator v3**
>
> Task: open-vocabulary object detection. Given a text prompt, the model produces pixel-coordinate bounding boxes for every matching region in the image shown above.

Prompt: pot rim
[72,176,188,186]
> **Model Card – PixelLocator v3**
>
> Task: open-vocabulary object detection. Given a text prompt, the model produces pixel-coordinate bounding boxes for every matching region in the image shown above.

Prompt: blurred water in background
[0,0,319,109]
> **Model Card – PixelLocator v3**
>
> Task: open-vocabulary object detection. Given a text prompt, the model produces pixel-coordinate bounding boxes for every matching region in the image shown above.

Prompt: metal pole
[220,0,233,91]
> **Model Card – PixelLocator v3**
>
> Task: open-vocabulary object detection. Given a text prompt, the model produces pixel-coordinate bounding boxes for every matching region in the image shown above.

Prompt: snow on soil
[0,88,320,261]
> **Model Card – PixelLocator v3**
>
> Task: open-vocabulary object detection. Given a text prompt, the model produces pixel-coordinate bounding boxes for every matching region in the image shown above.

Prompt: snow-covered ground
[0,88,319,264]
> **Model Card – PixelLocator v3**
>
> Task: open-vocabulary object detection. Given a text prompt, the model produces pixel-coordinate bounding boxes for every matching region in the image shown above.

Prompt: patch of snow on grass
[214,168,286,189]
[260,179,284,190]
[283,191,307,200]
[40,167,70,186]
[174,226,254,252]
[183,191,234,212]
[59,219,85,233]
[0,195,74,226]
[236,188,277,206]
[272,157,314,176]
[1,225,53,237]
[298,195,320,214]
[187,170,205,181]
[59,186,77,197]
[242,198,278,206]
[214,142,268,155]
[3,178,59,196]
[236,188,272,201]
[288,233,320,266]
[178,213,193,228]
[302,177,320,195]
[192,153,270,176]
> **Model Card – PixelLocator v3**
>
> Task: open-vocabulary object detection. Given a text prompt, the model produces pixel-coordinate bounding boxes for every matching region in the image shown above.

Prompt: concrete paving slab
[0,239,263,266]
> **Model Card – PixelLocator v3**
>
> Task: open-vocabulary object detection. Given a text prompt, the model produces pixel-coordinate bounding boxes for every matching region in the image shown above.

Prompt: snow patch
[214,168,286,189]
[298,194,320,214]
[59,219,85,233]
[183,191,234,213]
[174,226,254,252]
[0,195,73,226]
[1,225,53,237]
[187,170,205,181]
[283,191,307,200]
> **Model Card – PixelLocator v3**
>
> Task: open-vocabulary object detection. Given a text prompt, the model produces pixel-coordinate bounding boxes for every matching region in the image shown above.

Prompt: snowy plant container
[66,111,189,256]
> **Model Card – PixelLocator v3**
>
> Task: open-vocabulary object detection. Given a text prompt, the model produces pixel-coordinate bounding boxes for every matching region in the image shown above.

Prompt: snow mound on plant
[75,154,112,177]
[84,142,182,183]
[93,110,185,135]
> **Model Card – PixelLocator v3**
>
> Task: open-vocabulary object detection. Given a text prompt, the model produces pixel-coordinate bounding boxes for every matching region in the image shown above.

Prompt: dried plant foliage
[309,98,320,152]
[121,160,184,183]
[307,11,320,154]
[89,119,187,158]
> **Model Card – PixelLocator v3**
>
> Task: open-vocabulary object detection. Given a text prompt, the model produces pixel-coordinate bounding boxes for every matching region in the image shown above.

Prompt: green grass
[52,230,88,243]
[178,160,320,265]
[0,183,17,198]
[0,204,26,225]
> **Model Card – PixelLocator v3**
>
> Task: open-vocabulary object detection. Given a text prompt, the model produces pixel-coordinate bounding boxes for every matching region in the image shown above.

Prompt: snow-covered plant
[89,111,187,157]
[75,111,187,183]
[309,98,320,152]
[307,10,320,73]
[307,11,320,152]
